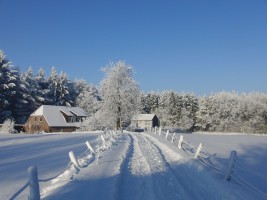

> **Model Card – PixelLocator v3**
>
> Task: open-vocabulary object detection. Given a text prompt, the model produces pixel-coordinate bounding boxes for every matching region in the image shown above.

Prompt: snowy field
[0,131,267,200]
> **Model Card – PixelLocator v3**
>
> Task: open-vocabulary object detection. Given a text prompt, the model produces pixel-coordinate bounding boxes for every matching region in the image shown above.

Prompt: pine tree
[20,67,43,112]
[57,71,70,105]
[0,50,20,122]
[47,67,70,106]
[35,68,49,106]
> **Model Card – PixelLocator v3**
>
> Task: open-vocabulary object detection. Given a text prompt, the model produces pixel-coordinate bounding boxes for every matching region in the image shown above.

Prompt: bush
[0,119,16,134]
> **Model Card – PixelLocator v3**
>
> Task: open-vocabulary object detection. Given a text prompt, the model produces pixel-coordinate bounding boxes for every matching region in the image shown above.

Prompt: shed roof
[132,114,156,121]
[31,105,87,127]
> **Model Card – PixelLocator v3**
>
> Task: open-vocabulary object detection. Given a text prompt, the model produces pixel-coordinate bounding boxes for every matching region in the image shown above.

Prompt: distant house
[24,105,87,133]
[131,114,159,129]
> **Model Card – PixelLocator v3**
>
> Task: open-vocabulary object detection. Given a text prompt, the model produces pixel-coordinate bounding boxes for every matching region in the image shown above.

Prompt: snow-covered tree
[57,71,70,105]
[239,92,267,133]
[97,61,141,129]
[180,93,198,130]
[146,91,198,130]
[195,91,267,133]
[0,50,20,123]
[47,67,70,106]
[195,95,213,131]
[35,68,49,105]
[76,82,101,116]
[19,67,44,113]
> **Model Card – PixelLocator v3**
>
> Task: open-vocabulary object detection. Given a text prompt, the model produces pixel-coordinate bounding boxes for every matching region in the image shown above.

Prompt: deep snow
[0,131,267,200]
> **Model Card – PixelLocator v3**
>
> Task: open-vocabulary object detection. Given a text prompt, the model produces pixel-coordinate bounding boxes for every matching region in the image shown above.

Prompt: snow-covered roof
[69,107,87,117]
[59,107,73,116]
[31,105,88,127]
[132,114,156,121]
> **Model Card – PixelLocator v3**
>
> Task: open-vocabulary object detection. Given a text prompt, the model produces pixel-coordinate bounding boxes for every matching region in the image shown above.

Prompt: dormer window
[73,116,76,122]
[68,116,73,122]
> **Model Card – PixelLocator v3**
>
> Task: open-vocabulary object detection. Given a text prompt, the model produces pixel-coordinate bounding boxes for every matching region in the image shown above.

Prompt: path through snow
[42,132,255,200]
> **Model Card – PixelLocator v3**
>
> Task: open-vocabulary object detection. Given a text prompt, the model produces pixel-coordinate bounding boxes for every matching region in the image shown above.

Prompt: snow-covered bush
[0,118,16,134]
[80,115,103,131]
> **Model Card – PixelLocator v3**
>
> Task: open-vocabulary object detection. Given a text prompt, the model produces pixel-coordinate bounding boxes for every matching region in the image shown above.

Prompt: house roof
[69,107,87,117]
[31,105,87,127]
[132,114,156,121]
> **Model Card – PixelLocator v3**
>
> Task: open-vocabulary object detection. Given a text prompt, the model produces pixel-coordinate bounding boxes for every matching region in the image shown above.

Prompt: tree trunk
[116,103,122,130]
[116,117,120,130]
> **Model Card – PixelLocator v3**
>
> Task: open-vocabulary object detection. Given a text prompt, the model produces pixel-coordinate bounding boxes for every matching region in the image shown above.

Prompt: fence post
[158,127,162,136]
[28,166,40,200]
[86,141,95,154]
[101,135,107,146]
[225,150,237,181]
[178,135,183,149]
[69,151,80,167]
[194,143,202,159]
[165,130,169,139]
[171,133,175,143]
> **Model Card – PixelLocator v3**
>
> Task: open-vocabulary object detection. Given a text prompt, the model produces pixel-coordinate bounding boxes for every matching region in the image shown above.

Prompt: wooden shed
[131,114,159,129]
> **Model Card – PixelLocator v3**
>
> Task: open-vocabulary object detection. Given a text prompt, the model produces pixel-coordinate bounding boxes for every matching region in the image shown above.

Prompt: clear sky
[1,0,267,95]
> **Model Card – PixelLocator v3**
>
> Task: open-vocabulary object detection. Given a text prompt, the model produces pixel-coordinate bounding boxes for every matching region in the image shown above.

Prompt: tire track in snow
[134,133,192,200]
[114,133,135,200]
[115,133,156,200]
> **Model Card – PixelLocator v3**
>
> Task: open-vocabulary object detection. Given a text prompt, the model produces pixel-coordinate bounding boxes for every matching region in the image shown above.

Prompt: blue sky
[1,0,267,95]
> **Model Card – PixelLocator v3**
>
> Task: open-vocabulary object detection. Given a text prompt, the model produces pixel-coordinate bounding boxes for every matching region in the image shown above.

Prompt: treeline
[0,50,100,123]
[1,50,267,133]
[141,91,267,133]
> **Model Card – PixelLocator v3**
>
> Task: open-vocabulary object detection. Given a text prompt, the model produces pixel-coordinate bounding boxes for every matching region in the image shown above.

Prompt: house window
[34,117,37,122]
[40,117,43,122]
[68,116,73,122]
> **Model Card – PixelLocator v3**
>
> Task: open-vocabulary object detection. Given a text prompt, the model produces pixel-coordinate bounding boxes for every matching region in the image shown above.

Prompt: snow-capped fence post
[101,135,107,147]
[194,143,202,159]
[69,151,80,168]
[165,130,169,139]
[28,166,40,200]
[171,133,175,143]
[96,150,100,165]
[158,127,162,136]
[154,126,157,134]
[178,135,183,149]
[86,141,95,154]
[225,150,237,181]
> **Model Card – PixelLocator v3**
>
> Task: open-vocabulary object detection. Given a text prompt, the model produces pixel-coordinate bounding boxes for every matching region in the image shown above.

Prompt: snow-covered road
[1,131,266,199]
[42,132,256,200]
